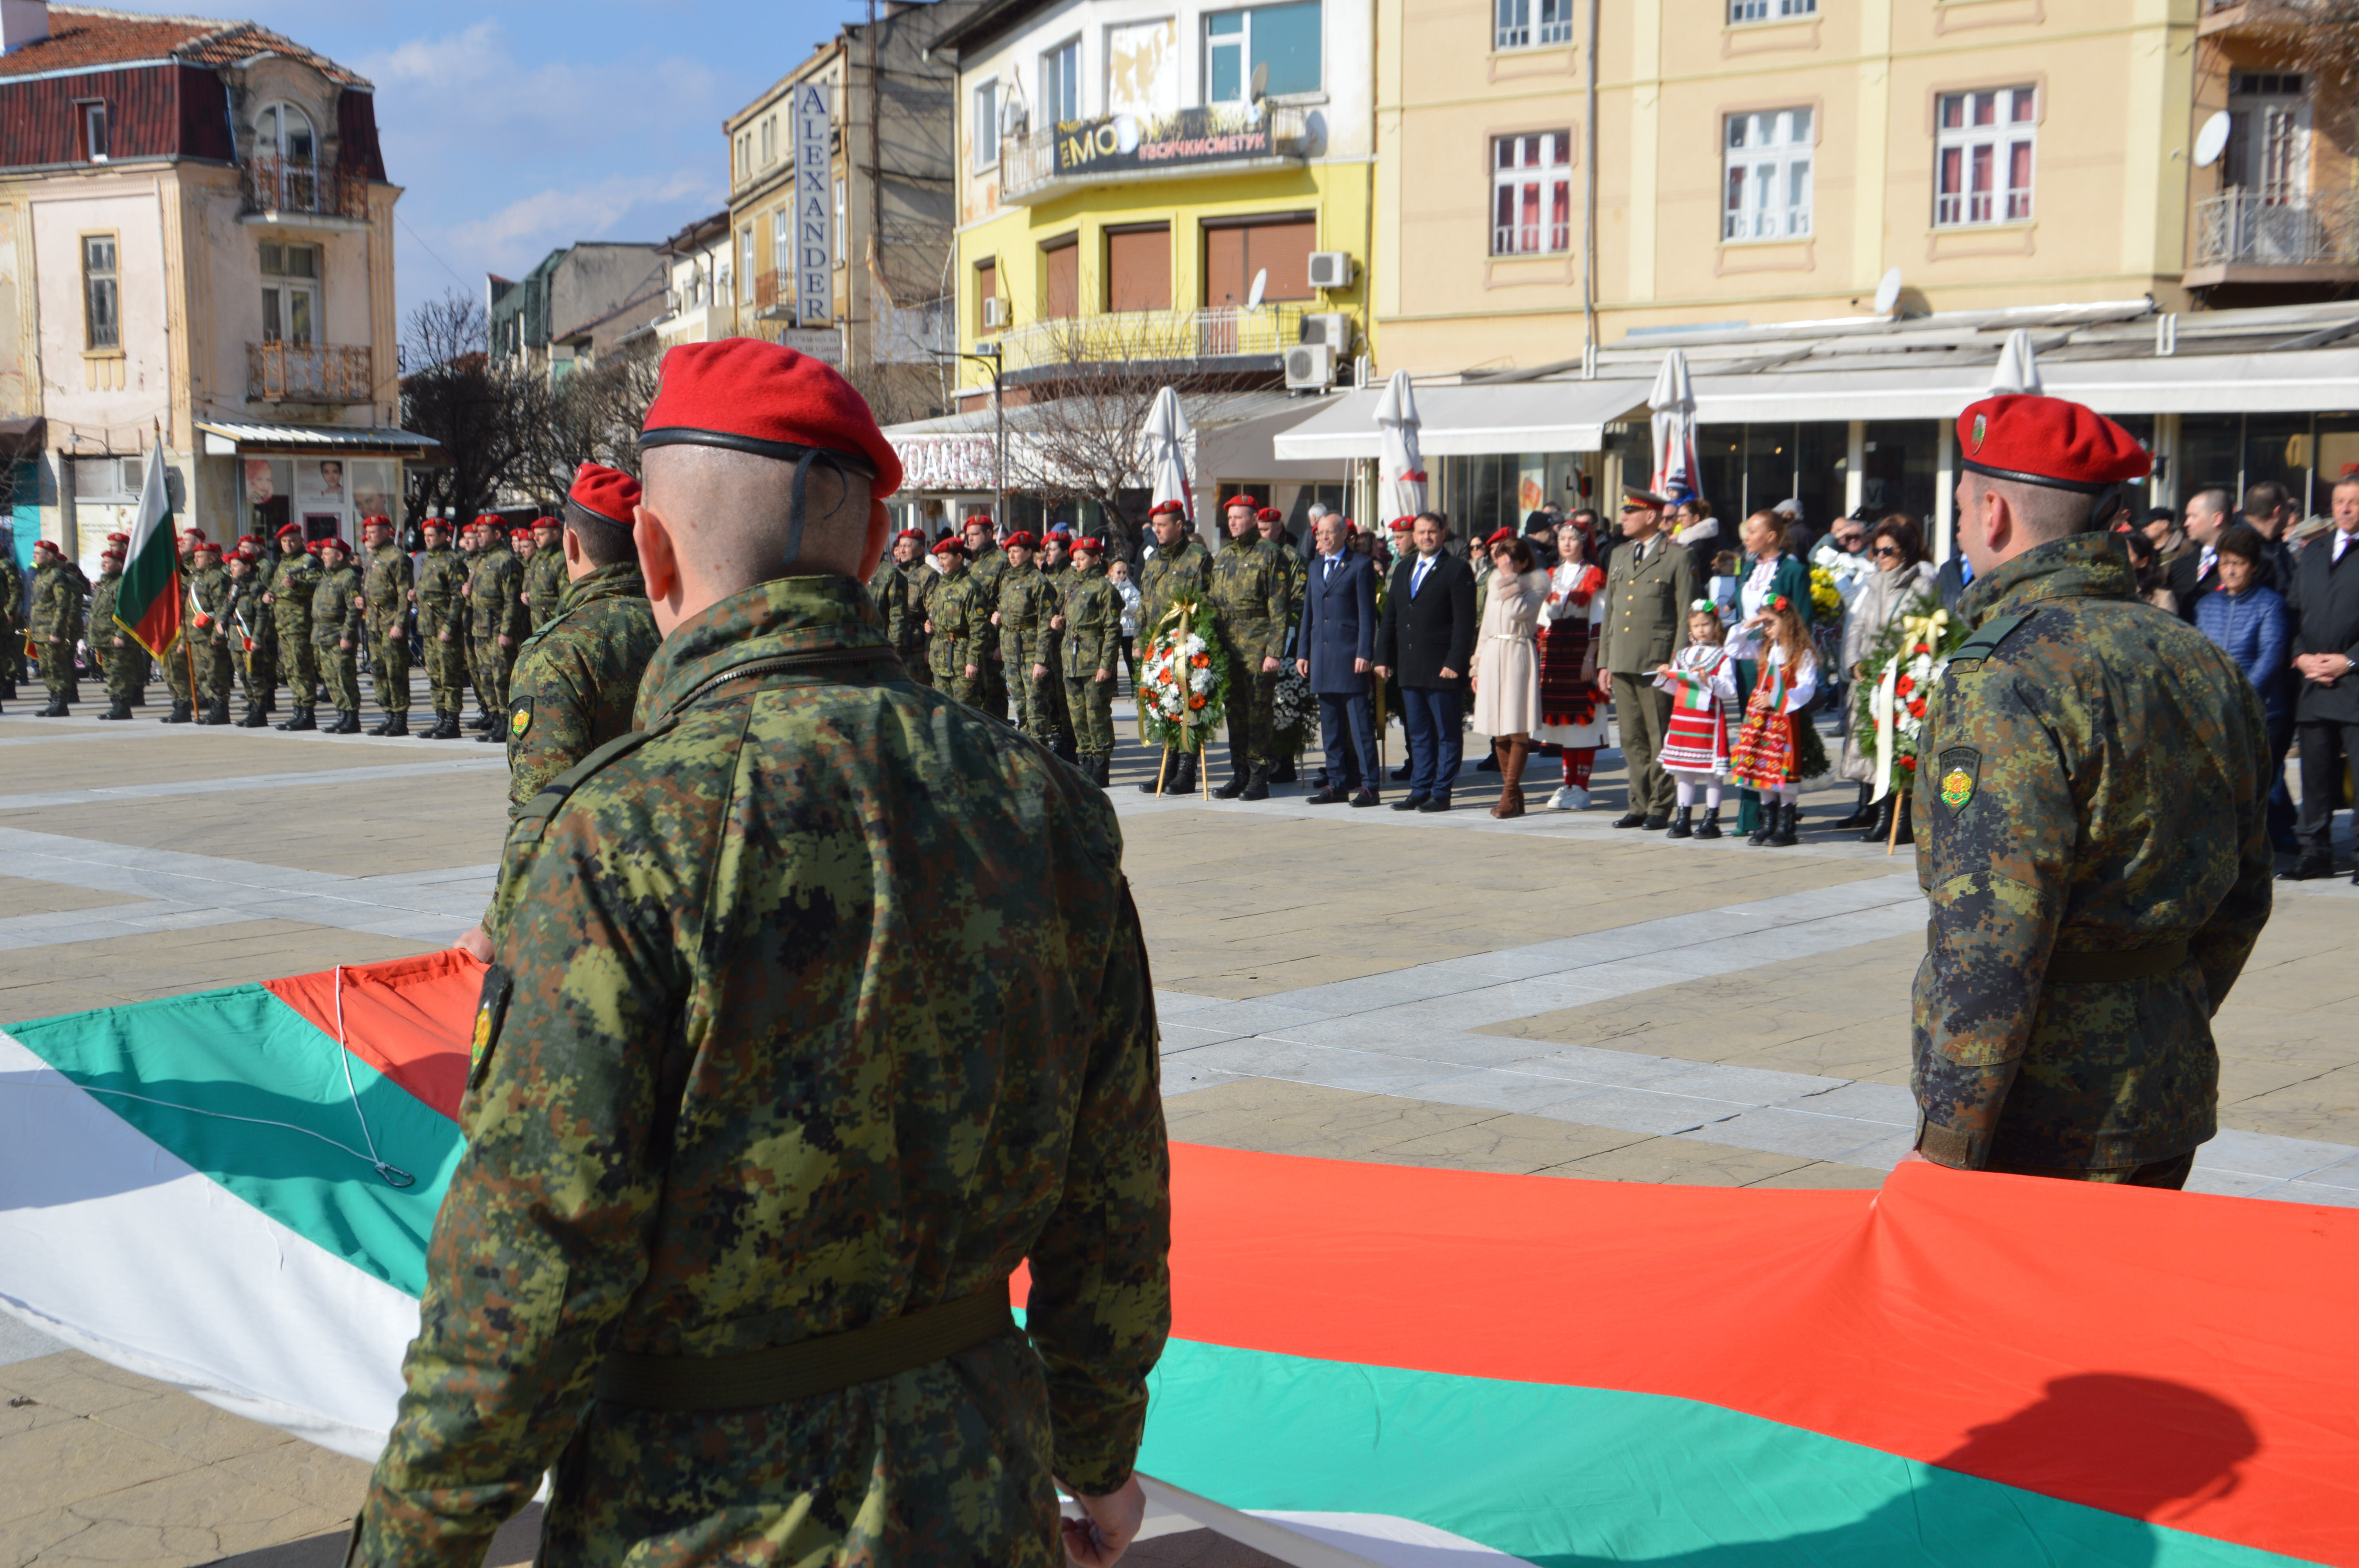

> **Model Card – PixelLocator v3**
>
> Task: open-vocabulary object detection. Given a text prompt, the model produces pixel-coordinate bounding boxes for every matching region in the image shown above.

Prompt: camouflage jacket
[361,574,1170,1568]
[0,552,20,631]
[502,563,660,809]
[1209,535,1289,664]
[364,544,413,635]
[1269,537,1306,653]
[966,546,1008,656]
[312,563,363,642]
[1060,564,1120,680]
[524,548,567,629]
[1138,537,1212,641]
[1912,532,2275,1172]
[467,546,526,644]
[414,546,467,639]
[225,569,269,649]
[189,563,235,644]
[869,558,918,659]
[89,570,122,646]
[267,552,321,629]
[998,561,1061,673]
[925,566,979,680]
[29,559,83,642]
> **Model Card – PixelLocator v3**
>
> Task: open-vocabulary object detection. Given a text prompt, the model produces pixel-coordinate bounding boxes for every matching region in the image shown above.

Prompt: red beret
[509,526,533,540]
[1071,535,1105,554]
[100,548,122,560]
[1223,494,1258,511]
[1388,517,1416,533]
[1484,527,1516,546]
[641,339,901,497]
[33,537,59,552]
[105,532,129,544]
[473,514,504,528]
[963,513,995,528]
[533,514,560,530]
[276,523,306,539]
[191,538,220,554]
[1148,499,1186,518]
[930,535,966,557]
[316,535,344,551]
[1256,507,1283,524]
[180,529,205,542]
[420,516,450,532]
[568,463,640,526]
[1003,530,1040,550]
[894,527,926,543]
[360,515,391,529]
[1957,394,2150,494]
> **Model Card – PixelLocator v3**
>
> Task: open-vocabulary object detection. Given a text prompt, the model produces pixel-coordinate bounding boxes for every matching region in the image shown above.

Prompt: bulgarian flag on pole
[115,440,181,659]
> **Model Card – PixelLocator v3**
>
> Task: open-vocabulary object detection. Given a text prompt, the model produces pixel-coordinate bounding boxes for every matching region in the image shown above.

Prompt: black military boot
[1666,806,1695,840]
[468,708,494,732]
[1270,757,1297,784]
[1767,801,1800,847]
[366,712,392,735]
[238,701,268,728]
[275,705,316,732]
[1830,782,1876,830]
[1695,805,1724,840]
[1139,748,1172,793]
[1213,762,1249,799]
[38,697,67,716]
[100,699,133,721]
[1240,762,1271,802]
[381,713,409,738]
[161,701,193,724]
[423,710,457,740]
[334,709,364,735]
[209,695,234,725]
[191,699,221,724]
[1170,750,1199,794]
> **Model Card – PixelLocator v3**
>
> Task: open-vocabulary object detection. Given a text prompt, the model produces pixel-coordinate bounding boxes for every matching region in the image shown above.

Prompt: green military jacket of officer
[415,538,467,639]
[1060,555,1120,681]
[524,532,567,627]
[1264,521,1306,652]
[502,560,660,809]
[364,539,413,635]
[965,536,1007,610]
[997,553,1060,675]
[267,543,322,626]
[468,540,527,643]
[1208,526,1289,665]
[190,556,236,646]
[313,552,363,642]
[925,549,978,687]
[1912,397,2275,1177]
[89,559,122,659]
[29,549,84,647]
[1597,510,1696,675]
[1138,523,1212,636]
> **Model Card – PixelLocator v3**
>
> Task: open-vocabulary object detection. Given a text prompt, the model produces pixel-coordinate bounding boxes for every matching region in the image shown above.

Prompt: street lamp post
[938,343,1004,534]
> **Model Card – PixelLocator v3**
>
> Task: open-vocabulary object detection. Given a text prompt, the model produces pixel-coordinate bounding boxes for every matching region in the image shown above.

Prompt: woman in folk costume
[1652,603,1736,839]
[1727,593,1820,848]
[1470,531,1551,818]
[1534,518,1609,810]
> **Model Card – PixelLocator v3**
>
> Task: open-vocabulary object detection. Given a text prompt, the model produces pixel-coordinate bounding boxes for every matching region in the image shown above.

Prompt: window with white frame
[741,227,756,301]
[1494,0,1572,50]
[1041,37,1081,125]
[973,78,1000,169]
[260,241,321,347]
[834,176,847,265]
[760,114,778,166]
[82,234,119,350]
[1205,2,1321,103]
[736,131,751,181]
[1491,132,1571,256]
[772,209,791,280]
[2225,73,2310,203]
[1935,85,2036,227]
[1728,0,1814,21]
[82,102,109,162]
[1723,108,1812,241]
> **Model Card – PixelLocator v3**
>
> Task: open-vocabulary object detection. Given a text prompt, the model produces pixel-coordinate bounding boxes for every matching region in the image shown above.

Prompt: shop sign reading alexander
[1054,104,1281,176]
[792,81,834,327]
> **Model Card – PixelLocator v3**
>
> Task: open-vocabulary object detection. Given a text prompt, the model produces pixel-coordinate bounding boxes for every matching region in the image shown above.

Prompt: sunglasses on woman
[1871,545,1903,559]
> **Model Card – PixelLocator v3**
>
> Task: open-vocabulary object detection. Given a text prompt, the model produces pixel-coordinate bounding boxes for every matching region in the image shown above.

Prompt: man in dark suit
[1296,512,1381,807]
[2167,486,2233,621]
[2284,474,2359,882]
[1374,512,1477,813]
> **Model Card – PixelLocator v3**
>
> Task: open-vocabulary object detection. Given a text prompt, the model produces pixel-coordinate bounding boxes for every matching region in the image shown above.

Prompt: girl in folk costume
[1726,593,1820,848]
[1651,604,1736,839]
[1534,519,1608,810]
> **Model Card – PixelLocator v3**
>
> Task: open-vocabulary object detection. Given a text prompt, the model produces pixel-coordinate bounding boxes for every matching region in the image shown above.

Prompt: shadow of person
[1934,1374,2255,1530]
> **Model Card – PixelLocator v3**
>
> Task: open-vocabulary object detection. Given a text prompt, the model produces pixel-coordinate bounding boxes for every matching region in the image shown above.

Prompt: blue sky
[213,0,868,327]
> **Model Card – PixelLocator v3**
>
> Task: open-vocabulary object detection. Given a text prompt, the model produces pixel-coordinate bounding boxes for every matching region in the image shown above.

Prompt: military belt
[1924,923,2189,983]
[591,1283,1014,1411]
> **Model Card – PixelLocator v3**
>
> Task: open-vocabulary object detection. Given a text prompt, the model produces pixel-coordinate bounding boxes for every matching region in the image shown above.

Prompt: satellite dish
[1247,269,1268,311]
[1250,61,1269,101]
[2194,111,2232,169]
[1873,267,1903,317]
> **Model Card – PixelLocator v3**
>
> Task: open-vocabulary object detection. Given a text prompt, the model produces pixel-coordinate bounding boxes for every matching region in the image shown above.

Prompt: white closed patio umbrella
[1375,369,1427,523]
[1648,350,1700,502]
[1989,328,2043,394]
[1144,386,1194,530]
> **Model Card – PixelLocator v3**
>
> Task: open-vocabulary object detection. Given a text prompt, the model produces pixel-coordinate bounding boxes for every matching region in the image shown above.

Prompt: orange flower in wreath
[1189,695,1206,710]
[1190,653,1210,668]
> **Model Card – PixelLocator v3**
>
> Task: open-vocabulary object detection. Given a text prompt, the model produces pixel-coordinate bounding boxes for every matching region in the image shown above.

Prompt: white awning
[1272,380,1652,460]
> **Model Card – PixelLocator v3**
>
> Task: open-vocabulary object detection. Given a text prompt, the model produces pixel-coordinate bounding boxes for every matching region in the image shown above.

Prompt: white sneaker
[1547,786,1591,812]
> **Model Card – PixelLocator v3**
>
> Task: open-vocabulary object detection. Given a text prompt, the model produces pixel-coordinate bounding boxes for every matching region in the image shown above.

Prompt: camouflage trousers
[274,614,316,704]
[3,615,22,687]
[39,638,80,702]
[370,621,410,714]
[980,649,1009,720]
[1065,673,1115,755]
[1986,1152,2196,1189]
[1221,645,1278,769]
[163,634,192,704]
[237,637,276,710]
[103,636,146,704]
[194,637,234,704]
[1010,660,1068,746]
[469,636,514,716]
[422,626,469,713]
[316,632,360,713]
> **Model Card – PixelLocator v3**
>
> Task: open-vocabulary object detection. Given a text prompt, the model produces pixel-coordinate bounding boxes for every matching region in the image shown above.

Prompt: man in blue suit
[1296,512,1383,806]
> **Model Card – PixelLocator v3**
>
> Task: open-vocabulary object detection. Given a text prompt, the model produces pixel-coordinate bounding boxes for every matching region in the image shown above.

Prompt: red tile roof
[0,6,369,87]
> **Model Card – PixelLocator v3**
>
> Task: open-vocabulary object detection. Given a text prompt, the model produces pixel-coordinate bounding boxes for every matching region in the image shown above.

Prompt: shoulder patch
[508,696,533,740]
[469,963,512,1089]
[1936,746,1983,819]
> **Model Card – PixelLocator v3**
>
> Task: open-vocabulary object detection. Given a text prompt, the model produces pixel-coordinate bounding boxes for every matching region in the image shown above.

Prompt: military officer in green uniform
[924,535,986,704]
[500,465,661,806]
[187,538,236,725]
[523,514,567,629]
[466,515,526,739]
[1910,394,2275,1190]
[1061,534,1121,786]
[1040,528,1073,591]
[872,526,933,686]
[28,539,83,715]
[1134,499,1213,795]
[963,512,1009,720]
[156,529,204,722]
[90,543,142,720]
[266,526,323,731]
[361,339,1170,1568]
[358,515,413,735]
[227,537,276,726]
[1596,488,1696,831]
[0,529,21,700]
[1258,505,1310,781]
[311,535,365,733]
[1208,494,1289,800]
[413,516,471,738]
[996,531,1067,753]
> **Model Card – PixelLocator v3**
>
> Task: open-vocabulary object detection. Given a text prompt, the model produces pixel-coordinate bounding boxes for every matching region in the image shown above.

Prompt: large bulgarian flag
[114,439,182,658]
[3,959,2356,1567]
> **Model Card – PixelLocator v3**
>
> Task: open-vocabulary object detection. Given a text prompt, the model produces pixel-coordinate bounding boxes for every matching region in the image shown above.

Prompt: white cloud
[428,166,724,272]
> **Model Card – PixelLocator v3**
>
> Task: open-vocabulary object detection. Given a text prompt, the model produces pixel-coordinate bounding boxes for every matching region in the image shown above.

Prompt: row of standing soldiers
[6,514,568,735]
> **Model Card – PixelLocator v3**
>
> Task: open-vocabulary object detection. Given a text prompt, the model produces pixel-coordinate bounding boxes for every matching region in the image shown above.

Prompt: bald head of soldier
[1952,394,2151,579]
[633,341,900,637]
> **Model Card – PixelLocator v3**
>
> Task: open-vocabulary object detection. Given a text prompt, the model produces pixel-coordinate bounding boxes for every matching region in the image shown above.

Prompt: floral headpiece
[1688,598,1716,614]
[1766,593,1792,613]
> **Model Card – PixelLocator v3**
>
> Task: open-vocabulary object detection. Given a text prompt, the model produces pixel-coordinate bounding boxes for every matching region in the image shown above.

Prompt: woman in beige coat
[1832,516,1935,836]
[1471,532,1551,817]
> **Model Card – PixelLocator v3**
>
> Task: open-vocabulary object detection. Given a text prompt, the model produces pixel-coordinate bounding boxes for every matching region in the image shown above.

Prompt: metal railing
[2195,190,2359,268]
[249,342,374,403]
[240,156,371,221]
[992,304,1310,375]
[1001,104,1311,200]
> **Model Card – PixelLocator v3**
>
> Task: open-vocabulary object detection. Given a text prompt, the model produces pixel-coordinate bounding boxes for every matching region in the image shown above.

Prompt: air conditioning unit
[1284,341,1336,390]
[981,296,1009,329]
[1300,312,1350,352]
[1306,251,1355,290]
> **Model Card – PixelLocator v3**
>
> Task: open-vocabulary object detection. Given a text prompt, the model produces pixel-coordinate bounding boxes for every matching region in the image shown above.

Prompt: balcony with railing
[248,342,374,403]
[1001,104,1313,205]
[239,156,372,223]
[992,303,1309,377]
[2190,190,2359,284]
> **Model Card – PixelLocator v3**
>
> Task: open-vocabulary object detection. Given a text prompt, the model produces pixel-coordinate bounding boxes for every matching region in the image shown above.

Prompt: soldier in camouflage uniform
[28,539,83,715]
[523,514,567,629]
[155,530,204,721]
[89,544,141,720]
[962,512,1009,720]
[1061,534,1121,786]
[1134,499,1214,795]
[228,537,276,725]
[187,539,236,725]
[0,530,21,700]
[360,515,413,735]
[997,532,1070,756]
[1040,530,1073,593]
[413,517,471,738]
[923,535,985,704]
[1912,395,2275,1190]
[502,466,661,808]
[1208,495,1289,800]
[222,543,264,725]
[311,535,365,733]
[1259,506,1310,782]
[467,516,527,738]
[358,340,1170,1568]
[871,526,933,686]
[266,526,323,731]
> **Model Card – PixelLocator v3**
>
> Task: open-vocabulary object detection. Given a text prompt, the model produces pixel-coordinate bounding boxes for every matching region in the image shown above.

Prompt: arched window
[255,103,315,164]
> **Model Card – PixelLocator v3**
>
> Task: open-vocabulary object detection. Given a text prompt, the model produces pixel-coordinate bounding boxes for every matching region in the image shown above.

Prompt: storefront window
[2177,415,2242,506]
[2243,415,2311,513]
[1859,421,1940,524]
[1794,423,1849,534]
[2314,414,2359,506]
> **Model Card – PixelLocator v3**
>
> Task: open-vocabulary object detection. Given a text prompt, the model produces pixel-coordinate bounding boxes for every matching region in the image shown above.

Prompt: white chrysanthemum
[1190,668,1212,694]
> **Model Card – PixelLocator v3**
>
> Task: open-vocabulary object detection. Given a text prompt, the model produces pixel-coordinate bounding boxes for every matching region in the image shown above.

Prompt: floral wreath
[1136,597,1230,754]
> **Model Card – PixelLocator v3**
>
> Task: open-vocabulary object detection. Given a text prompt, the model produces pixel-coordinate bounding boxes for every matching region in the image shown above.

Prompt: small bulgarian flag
[114,441,182,659]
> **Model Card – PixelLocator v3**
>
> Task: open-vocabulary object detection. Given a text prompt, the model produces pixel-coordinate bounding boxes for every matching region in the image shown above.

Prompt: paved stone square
[1,690,2353,1567]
